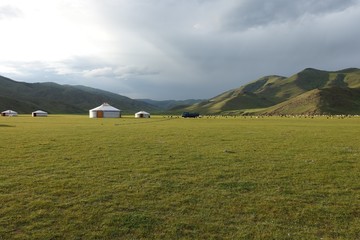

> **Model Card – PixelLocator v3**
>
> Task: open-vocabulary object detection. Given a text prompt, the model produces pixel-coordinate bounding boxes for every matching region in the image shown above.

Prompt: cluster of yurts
[1,103,150,118]
[89,103,150,118]
[1,109,47,117]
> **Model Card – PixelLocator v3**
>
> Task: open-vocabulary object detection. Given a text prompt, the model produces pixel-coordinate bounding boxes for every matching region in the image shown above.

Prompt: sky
[1,0,360,100]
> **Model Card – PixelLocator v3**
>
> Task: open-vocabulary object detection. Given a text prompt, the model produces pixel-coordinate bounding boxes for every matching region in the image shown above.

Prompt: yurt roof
[135,111,150,115]
[90,103,120,112]
[32,110,47,114]
[2,110,17,114]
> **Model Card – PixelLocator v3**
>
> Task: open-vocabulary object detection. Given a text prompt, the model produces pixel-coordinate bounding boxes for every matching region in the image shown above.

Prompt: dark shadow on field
[0,124,15,127]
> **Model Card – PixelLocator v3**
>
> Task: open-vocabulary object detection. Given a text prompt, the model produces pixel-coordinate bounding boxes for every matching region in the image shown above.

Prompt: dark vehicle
[182,112,200,118]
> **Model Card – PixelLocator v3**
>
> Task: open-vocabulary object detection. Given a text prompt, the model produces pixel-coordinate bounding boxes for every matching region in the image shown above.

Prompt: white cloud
[0,65,23,75]
[83,67,114,78]
[0,0,111,62]
[0,5,22,19]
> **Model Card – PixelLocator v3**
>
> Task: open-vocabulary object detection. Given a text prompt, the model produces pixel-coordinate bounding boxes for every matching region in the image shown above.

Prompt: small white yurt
[1,110,18,117]
[135,111,150,118]
[32,110,48,117]
[89,103,121,118]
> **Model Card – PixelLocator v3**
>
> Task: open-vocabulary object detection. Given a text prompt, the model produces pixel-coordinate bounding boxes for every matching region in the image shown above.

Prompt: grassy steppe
[0,115,359,239]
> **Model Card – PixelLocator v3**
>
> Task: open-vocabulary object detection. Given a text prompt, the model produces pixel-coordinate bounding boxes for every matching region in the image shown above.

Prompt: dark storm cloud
[29,1,360,98]
[222,0,358,31]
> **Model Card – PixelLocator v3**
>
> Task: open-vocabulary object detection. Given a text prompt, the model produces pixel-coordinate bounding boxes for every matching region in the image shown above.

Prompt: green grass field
[1,115,359,239]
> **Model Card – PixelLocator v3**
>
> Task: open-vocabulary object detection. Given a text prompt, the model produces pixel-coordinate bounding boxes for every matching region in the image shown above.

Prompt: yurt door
[97,111,104,118]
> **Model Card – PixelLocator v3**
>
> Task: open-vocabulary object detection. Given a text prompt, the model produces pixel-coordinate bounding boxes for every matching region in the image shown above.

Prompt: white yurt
[32,110,48,117]
[1,110,18,117]
[135,111,150,118]
[89,103,121,118]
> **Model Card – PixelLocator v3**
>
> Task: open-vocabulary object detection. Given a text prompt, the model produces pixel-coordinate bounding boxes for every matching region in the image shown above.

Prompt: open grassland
[0,115,359,239]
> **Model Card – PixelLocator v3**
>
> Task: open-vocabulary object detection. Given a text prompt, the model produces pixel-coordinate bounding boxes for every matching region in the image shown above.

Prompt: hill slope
[0,76,158,114]
[183,68,360,115]
[259,87,360,115]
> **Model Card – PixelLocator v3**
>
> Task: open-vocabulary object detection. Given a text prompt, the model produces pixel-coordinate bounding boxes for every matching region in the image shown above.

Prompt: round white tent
[1,110,18,117]
[32,110,48,117]
[135,111,150,118]
[89,103,121,118]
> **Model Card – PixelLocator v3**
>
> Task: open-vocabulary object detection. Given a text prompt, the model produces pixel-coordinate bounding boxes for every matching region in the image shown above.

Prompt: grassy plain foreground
[0,115,359,239]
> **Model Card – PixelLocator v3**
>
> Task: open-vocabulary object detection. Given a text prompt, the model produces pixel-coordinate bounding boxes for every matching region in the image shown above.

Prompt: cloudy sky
[1,0,360,100]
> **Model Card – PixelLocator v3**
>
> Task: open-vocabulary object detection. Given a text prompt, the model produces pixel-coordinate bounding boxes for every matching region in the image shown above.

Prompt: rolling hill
[0,76,158,114]
[182,68,360,115]
[2,67,360,115]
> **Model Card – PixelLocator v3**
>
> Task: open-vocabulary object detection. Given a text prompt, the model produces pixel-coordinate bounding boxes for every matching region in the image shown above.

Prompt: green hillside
[2,67,360,115]
[183,68,360,115]
[0,76,158,114]
[258,89,323,115]
[255,87,360,116]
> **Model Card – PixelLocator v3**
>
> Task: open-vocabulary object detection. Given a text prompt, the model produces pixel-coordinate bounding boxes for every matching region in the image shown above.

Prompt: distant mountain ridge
[0,76,158,114]
[182,68,360,115]
[2,67,360,115]
[136,99,204,110]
